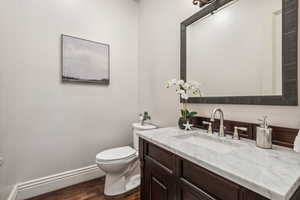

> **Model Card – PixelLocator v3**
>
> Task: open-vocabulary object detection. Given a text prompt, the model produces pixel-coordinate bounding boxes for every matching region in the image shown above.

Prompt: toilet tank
[132,123,157,151]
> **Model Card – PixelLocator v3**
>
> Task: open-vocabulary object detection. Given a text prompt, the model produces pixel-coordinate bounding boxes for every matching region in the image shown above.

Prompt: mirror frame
[181,0,298,106]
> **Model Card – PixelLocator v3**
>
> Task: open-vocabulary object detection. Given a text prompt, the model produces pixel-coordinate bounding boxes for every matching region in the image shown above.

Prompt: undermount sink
[174,132,242,154]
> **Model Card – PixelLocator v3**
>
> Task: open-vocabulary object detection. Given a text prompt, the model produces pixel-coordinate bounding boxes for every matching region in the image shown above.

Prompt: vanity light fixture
[193,0,215,7]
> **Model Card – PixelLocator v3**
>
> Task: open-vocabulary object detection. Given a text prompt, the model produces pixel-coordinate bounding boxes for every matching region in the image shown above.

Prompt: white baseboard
[7,164,104,200]
[6,185,18,200]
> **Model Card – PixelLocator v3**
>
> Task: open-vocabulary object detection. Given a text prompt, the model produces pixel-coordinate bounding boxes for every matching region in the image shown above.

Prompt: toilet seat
[96,146,137,163]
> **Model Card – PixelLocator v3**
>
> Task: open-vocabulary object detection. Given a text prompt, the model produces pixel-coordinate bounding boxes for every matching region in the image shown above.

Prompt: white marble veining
[137,127,300,200]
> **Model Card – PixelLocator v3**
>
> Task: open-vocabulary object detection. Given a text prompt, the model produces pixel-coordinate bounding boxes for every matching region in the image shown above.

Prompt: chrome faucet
[139,112,151,126]
[210,108,225,137]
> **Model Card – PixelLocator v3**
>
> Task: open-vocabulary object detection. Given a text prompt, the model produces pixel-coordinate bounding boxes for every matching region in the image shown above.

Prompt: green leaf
[181,110,185,117]
[190,112,197,116]
[181,109,191,118]
[185,111,197,118]
[181,110,185,118]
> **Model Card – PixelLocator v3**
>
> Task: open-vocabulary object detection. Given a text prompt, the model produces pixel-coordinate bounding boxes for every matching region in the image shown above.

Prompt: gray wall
[138,0,300,129]
[0,0,139,198]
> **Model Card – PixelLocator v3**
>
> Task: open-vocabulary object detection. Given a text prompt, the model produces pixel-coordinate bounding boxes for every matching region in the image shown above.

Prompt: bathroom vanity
[137,128,300,200]
[136,0,300,198]
[134,0,300,197]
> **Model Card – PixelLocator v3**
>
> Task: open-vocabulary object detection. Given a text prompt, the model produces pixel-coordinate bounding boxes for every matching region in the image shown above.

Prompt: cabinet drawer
[146,143,175,172]
[181,189,215,200]
[181,159,240,200]
[179,179,217,200]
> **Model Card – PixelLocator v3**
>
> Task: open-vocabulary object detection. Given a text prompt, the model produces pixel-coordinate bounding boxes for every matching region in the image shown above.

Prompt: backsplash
[191,116,299,148]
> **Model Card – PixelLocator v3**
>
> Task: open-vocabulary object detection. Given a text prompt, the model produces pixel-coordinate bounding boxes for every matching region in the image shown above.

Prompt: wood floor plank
[26,178,140,200]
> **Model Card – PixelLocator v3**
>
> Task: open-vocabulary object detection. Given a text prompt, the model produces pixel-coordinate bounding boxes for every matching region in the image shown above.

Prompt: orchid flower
[166,79,202,119]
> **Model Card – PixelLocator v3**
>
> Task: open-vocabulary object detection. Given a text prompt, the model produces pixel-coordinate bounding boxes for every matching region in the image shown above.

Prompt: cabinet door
[178,181,217,200]
[144,157,176,200]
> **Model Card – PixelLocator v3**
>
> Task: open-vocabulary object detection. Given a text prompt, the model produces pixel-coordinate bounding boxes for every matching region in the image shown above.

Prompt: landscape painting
[62,35,110,84]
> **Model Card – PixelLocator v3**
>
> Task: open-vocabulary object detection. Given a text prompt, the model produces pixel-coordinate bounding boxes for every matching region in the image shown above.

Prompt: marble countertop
[137,127,300,200]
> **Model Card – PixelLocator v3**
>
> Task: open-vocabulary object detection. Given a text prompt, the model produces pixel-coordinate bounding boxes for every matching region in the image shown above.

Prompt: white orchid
[176,80,184,86]
[176,89,185,95]
[166,79,202,119]
[181,93,189,100]
[183,82,190,90]
[166,79,178,88]
[167,79,202,100]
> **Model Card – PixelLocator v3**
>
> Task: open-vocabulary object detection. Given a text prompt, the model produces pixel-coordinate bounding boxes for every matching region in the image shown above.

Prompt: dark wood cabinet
[141,142,176,200]
[144,157,176,200]
[238,189,269,200]
[179,159,240,200]
[178,182,216,200]
[139,138,300,200]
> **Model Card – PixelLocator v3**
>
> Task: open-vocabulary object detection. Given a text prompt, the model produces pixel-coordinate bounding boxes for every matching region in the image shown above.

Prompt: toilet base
[125,174,140,192]
[104,175,140,196]
[103,161,140,196]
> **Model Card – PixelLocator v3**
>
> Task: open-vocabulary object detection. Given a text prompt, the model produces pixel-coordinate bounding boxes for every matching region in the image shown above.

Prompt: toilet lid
[96,146,136,162]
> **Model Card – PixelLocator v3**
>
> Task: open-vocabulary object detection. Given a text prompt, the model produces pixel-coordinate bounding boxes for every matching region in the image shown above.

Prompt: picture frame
[61,34,110,85]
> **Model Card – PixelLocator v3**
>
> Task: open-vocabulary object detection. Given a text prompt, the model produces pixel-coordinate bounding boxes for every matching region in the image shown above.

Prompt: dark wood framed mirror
[181,0,298,105]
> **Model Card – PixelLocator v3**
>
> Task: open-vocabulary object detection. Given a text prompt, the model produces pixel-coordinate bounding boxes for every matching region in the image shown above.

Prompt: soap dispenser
[256,116,272,149]
[294,130,300,153]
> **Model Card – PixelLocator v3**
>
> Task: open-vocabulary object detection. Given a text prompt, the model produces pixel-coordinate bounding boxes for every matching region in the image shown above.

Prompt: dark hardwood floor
[26,178,140,200]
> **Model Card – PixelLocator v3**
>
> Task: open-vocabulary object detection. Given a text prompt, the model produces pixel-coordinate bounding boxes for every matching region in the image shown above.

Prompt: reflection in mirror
[187,0,282,97]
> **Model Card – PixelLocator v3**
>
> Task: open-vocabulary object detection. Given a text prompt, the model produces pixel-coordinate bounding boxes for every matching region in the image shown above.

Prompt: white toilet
[96,123,157,196]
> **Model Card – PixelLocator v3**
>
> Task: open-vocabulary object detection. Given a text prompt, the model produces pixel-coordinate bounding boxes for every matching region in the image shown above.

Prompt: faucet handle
[203,121,212,125]
[233,126,248,140]
[237,127,247,131]
[203,121,213,134]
